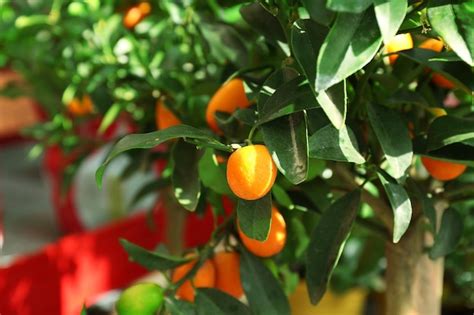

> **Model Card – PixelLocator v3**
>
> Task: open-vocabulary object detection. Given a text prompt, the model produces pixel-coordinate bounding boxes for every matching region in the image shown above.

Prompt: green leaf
[407,179,436,233]
[95,125,230,187]
[316,81,347,129]
[301,0,335,26]
[198,149,232,195]
[240,248,291,315]
[315,8,382,91]
[258,72,318,124]
[429,208,463,259]
[262,112,308,184]
[398,49,472,92]
[98,103,121,134]
[327,0,372,13]
[309,124,365,164]
[367,103,413,179]
[81,304,87,315]
[195,288,251,315]
[120,239,189,271]
[237,194,272,241]
[240,2,286,43]
[378,172,412,243]
[306,190,361,305]
[426,115,474,151]
[427,0,474,66]
[172,140,201,211]
[166,298,196,315]
[291,19,328,85]
[374,0,408,44]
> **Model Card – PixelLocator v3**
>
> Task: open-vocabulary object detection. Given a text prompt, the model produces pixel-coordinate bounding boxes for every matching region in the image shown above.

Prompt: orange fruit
[213,252,244,298]
[238,206,287,257]
[226,144,277,200]
[155,101,181,130]
[386,33,413,64]
[68,95,94,116]
[419,38,455,89]
[206,78,251,133]
[123,2,151,29]
[421,157,467,181]
[171,258,216,302]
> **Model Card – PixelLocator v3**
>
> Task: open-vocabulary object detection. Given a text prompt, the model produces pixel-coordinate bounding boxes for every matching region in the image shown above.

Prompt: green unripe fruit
[116,282,164,315]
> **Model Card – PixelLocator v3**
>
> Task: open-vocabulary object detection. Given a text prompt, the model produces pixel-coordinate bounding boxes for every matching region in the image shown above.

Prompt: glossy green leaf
[172,140,201,211]
[316,81,346,129]
[240,2,286,43]
[427,0,474,66]
[327,0,372,13]
[315,9,382,91]
[258,73,318,124]
[96,125,230,187]
[378,172,412,243]
[427,115,474,151]
[120,239,189,271]
[262,112,308,184]
[198,149,232,195]
[237,193,272,241]
[195,288,251,315]
[308,124,365,164]
[306,190,361,305]
[429,208,463,259]
[367,103,413,179]
[301,0,334,26]
[374,0,408,43]
[407,179,436,233]
[291,19,328,85]
[240,248,291,315]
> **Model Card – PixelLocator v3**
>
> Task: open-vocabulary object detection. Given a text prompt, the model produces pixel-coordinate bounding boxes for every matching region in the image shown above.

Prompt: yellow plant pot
[289,281,367,315]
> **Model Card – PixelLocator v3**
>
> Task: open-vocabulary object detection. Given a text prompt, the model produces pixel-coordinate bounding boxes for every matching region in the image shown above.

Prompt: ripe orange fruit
[213,251,244,298]
[171,257,216,302]
[68,95,94,116]
[206,78,251,133]
[419,38,455,89]
[421,157,467,181]
[226,144,277,200]
[155,101,181,130]
[123,2,151,29]
[238,206,287,257]
[386,33,413,64]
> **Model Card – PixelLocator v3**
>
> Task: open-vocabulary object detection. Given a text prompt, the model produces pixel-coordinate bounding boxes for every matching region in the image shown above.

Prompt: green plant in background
[1,0,474,314]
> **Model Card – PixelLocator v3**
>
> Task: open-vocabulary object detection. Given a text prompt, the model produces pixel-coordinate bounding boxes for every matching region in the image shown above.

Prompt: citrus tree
[2,1,474,315]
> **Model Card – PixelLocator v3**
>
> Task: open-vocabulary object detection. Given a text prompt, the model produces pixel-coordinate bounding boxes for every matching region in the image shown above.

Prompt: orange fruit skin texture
[419,38,455,89]
[206,78,251,133]
[68,95,94,116]
[155,101,181,130]
[123,2,151,29]
[226,145,277,200]
[171,259,216,302]
[213,252,244,298]
[238,206,287,257]
[386,33,413,64]
[421,157,467,181]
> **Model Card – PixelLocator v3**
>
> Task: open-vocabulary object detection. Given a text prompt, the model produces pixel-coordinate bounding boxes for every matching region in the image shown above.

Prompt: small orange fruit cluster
[386,34,455,89]
[68,95,94,116]
[171,251,244,302]
[123,2,151,29]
